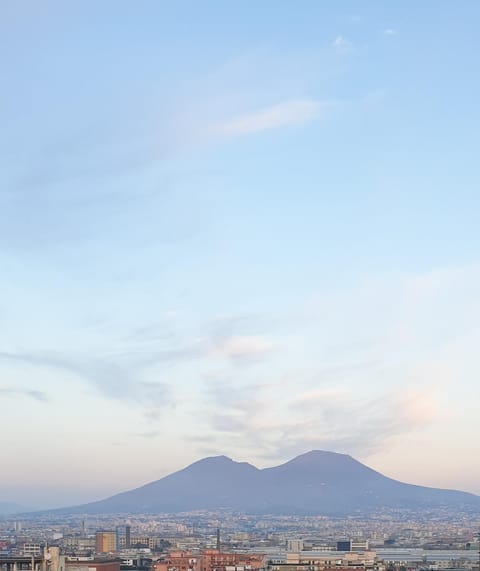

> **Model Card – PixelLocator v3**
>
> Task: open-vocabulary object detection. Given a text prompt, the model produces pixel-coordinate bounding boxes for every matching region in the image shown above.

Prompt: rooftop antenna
[216,528,220,552]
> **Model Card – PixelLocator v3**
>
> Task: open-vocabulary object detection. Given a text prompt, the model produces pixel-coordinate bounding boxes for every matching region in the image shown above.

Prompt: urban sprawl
[1,510,479,571]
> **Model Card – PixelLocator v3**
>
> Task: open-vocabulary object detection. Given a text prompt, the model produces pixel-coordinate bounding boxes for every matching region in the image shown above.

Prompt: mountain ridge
[40,450,480,515]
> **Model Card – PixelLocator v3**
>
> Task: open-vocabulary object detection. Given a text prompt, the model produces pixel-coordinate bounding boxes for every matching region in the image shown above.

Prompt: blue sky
[1,1,480,508]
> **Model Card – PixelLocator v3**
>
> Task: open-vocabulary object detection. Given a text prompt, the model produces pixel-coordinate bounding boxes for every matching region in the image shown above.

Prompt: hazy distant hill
[0,501,28,515]
[53,450,480,515]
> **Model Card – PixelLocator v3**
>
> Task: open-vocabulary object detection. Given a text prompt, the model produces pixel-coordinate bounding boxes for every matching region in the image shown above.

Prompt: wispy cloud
[209,335,274,362]
[0,386,49,402]
[0,349,181,419]
[200,382,446,464]
[211,99,327,137]
[332,35,353,53]
[384,28,398,36]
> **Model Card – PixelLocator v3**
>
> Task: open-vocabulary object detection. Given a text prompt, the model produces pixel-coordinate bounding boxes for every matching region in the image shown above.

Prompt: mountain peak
[197,455,233,464]
[187,454,259,473]
[297,450,351,460]
[281,449,353,467]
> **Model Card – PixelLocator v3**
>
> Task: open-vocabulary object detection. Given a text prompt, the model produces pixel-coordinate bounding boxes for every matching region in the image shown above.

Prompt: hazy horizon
[1,1,480,510]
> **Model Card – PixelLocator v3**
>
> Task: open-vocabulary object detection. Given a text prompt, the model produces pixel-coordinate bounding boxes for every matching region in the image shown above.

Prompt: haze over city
[1,1,480,510]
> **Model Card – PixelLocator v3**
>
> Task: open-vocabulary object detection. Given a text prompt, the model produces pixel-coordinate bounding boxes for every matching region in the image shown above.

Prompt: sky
[1,0,480,509]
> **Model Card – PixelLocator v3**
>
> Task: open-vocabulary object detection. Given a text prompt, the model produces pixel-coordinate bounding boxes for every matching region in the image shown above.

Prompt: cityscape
[1,508,479,571]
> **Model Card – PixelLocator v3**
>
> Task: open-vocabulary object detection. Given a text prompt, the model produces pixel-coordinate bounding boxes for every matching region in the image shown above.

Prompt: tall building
[116,525,131,550]
[287,540,304,553]
[96,531,117,553]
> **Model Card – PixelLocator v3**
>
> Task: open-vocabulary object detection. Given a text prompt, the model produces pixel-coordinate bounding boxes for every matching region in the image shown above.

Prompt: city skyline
[1,1,480,508]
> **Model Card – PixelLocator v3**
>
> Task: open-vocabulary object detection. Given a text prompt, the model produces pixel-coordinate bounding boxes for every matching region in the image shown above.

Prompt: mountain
[52,450,480,515]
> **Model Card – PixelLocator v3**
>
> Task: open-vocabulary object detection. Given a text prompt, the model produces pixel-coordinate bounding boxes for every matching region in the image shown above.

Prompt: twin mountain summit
[50,450,479,515]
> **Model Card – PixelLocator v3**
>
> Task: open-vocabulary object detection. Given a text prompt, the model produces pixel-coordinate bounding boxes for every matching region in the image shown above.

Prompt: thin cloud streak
[211,100,329,137]
[0,386,49,402]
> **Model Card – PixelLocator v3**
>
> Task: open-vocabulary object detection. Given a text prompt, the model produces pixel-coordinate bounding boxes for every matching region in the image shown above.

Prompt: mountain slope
[53,450,479,515]
[256,451,478,513]
[67,455,260,513]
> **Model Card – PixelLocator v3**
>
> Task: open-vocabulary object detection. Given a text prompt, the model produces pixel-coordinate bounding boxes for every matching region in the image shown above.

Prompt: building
[202,550,265,571]
[66,560,121,571]
[64,538,96,553]
[154,550,265,571]
[154,550,201,571]
[287,542,304,553]
[23,544,42,556]
[337,542,370,553]
[96,532,117,554]
[266,550,377,571]
[116,527,132,550]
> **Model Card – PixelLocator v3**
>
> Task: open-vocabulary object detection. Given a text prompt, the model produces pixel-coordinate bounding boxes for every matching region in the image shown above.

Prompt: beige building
[95,532,116,554]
